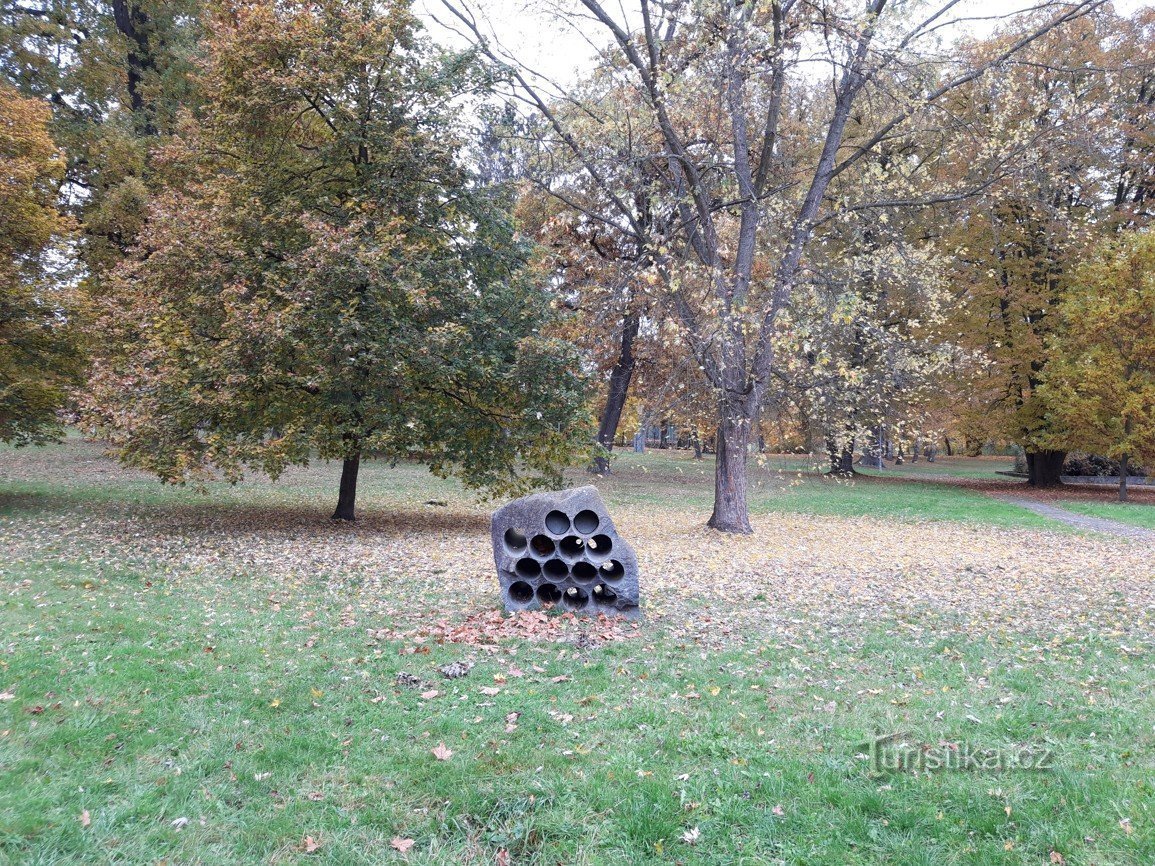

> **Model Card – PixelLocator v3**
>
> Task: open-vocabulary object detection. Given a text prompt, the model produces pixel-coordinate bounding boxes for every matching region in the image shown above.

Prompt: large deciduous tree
[0,84,80,444]
[943,8,1155,486]
[83,0,590,520]
[1043,231,1155,502]
[445,0,1105,531]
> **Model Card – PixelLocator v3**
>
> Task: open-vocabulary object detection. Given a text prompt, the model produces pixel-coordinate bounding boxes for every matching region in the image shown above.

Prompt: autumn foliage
[0,83,79,444]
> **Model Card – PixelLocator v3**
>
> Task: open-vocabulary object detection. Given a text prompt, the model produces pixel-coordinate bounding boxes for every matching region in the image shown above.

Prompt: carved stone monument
[490,485,640,619]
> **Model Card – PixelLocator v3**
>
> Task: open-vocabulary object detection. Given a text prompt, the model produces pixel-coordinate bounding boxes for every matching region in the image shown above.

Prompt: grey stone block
[490,485,641,619]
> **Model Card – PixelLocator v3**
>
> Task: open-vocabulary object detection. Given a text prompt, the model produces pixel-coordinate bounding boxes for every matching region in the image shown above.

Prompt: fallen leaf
[681,826,700,844]
[772,804,786,816]
[480,686,501,696]
[432,742,453,761]
[80,810,91,827]
[1050,852,1065,864]
[171,817,189,829]
[420,690,439,700]
[390,837,415,853]
[303,835,322,853]
[1120,818,1133,835]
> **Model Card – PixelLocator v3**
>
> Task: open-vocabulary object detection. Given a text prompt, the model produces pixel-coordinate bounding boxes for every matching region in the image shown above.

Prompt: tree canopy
[81,0,590,518]
[0,83,80,445]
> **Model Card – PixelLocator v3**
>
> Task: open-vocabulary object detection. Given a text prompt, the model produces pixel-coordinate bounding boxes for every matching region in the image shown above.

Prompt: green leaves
[83,0,590,502]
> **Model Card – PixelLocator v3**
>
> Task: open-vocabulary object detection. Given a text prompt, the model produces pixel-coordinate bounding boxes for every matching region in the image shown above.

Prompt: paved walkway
[995,495,1155,541]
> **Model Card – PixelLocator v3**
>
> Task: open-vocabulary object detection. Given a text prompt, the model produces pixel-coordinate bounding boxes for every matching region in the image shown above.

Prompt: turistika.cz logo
[857,731,1056,773]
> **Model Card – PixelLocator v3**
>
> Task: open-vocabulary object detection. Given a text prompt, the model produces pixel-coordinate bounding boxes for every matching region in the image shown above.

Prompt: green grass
[3,552,1154,865]
[591,450,1053,530]
[1,438,1150,863]
[1059,500,1155,530]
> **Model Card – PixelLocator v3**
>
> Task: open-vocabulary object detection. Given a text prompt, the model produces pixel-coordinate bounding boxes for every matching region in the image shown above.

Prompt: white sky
[418,0,1154,92]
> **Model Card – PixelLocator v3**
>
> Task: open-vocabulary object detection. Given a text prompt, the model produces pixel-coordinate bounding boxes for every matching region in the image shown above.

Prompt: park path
[995,495,1155,541]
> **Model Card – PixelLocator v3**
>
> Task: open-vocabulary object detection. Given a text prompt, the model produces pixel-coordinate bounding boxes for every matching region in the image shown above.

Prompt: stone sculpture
[490,485,640,619]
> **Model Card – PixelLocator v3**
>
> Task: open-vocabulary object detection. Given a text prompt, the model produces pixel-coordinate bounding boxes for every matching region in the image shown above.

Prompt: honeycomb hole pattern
[543,558,568,580]
[491,487,639,619]
[571,561,597,583]
[586,534,613,560]
[559,536,586,560]
[504,528,527,554]
[537,583,563,604]
[599,560,624,581]
[509,581,534,603]
[593,583,617,604]
[545,510,571,535]
[562,586,589,609]
[515,557,541,579]
[573,509,600,534]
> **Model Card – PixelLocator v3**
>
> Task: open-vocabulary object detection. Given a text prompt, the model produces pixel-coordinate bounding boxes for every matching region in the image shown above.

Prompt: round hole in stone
[515,557,541,578]
[509,580,534,603]
[593,583,618,604]
[571,561,597,583]
[586,534,613,559]
[545,510,571,535]
[531,534,555,556]
[573,509,600,534]
[537,582,562,604]
[562,586,589,609]
[504,527,527,553]
[559,535,585,558]
[543,558,568,580]
[599,559,624,581]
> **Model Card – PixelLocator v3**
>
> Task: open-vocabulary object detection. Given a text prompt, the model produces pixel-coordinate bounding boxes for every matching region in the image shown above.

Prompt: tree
[446,0,1107,532]
[83,0,590,520]
[942,7,1155,486]
[1043,231,1155,502]
[1,0,202,274]
[0,84,80,444]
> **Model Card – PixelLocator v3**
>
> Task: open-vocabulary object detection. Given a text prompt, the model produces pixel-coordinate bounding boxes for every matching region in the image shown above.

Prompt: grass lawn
[590,451,1052,530]
[1058,500,1155,531]
[2,439,1153,864]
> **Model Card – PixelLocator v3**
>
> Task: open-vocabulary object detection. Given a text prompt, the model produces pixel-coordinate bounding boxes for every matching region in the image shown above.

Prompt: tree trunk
[110,0,156,133]
[827,435,856,476]
[1025,449,1065,488]
[590,312,640,473]
[332,452,361,521]
[692,430,702,460]
[708,402,752,533]
[1119,453,1130,503]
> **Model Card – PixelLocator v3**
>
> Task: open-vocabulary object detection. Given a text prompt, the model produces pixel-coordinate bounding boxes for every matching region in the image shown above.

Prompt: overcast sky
[418,0,1154,93]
